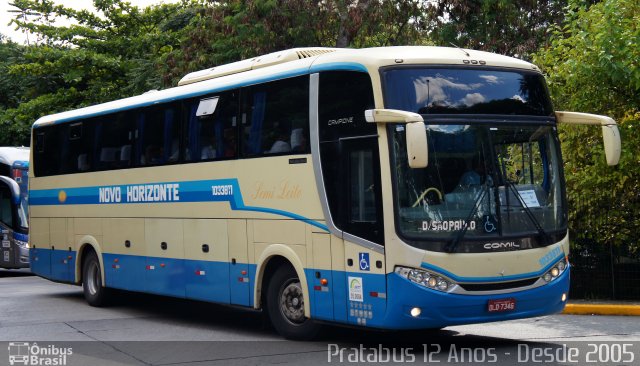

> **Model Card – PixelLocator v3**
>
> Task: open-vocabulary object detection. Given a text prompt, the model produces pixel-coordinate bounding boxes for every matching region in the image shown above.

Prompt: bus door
[316,70,386,324]
[339,137,387,326]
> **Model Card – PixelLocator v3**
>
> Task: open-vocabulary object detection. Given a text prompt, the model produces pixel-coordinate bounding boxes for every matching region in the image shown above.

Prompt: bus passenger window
[241,76,309,158]
[139,104,180,166]
[97,113,134,170]
[64,121,96,174]
[34,127,65,176]
[185,91,238,162]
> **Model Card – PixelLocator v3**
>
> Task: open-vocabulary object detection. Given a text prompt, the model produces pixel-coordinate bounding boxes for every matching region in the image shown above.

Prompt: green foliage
[425,0,574,58]
[0,40,27,111]
[1,0,429,132]
[533,0,640,252]
[159,0,427,86]
[0,0,194,145]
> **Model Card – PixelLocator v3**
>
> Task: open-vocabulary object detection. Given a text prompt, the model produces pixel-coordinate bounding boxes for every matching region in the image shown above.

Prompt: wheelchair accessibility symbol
[359,253,370,271]
[483,215,497,233]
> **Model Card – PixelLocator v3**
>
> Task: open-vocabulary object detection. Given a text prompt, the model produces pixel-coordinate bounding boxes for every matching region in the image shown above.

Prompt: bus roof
[0,147,30,167]
[33,46,539,128]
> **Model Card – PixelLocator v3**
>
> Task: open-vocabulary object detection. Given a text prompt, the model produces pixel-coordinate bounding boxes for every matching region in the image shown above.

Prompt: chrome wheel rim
[279,279,305,325]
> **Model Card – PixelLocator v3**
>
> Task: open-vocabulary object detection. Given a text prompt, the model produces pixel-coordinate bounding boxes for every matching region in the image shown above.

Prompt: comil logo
[8,342,72,365]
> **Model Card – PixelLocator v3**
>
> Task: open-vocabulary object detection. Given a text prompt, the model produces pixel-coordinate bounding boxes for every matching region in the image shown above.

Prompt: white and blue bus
[28,47,620,339]
[0,147,30,269]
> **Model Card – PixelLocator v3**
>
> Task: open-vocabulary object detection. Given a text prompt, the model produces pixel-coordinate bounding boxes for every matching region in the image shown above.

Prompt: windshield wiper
[445,183,489,253]
[502,179,552,245]
[498,158,552,245]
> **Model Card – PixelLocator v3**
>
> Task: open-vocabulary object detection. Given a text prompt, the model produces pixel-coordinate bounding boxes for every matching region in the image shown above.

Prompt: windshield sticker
[517,190,540,208]
[421,220,476,232]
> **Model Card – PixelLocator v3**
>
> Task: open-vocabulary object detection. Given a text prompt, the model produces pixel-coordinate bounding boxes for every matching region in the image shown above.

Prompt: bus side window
[97,113,135,171]
[184,91,238,162]
[138,104,180,166]
[34,127,64,177]
[241,76,309,158]
[66,122,95,173]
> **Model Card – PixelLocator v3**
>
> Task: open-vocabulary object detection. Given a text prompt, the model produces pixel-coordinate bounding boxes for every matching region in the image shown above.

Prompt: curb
[563,304,640,316]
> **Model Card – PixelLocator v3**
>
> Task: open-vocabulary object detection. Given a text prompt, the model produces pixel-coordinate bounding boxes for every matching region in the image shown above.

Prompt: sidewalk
[563,300,640,316]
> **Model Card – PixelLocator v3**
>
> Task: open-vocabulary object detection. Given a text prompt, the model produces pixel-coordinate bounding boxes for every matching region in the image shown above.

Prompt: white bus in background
[28,47,620,339]
[0,147,30,269]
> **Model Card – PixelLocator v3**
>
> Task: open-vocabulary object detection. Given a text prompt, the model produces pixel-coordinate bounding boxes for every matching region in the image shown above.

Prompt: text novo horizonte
[98,184,180,203]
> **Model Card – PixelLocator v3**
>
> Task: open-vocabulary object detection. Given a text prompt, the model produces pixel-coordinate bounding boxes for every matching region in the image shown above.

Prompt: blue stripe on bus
[31,247,569,329]
[309,62,368,73]
[36,62,367,126]
[420,253,566,283]
[29,178,329,232]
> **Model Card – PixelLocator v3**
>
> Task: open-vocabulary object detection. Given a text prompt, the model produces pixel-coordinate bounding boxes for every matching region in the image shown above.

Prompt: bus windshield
[382,67,553,116]
[390,123,566,252]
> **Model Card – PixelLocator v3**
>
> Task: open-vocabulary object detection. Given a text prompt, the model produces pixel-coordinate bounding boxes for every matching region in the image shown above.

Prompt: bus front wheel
[267,266,321,340]
[82,251,110,307]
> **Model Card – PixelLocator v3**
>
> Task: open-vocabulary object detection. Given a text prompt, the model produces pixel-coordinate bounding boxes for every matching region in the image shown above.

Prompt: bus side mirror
[601,125,621,166]
[555,111,621,166]
[406,122,428,168]
[364,109,428,168]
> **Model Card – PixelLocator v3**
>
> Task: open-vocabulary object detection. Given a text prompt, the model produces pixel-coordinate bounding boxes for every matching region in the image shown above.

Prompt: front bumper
[380,268,570,329]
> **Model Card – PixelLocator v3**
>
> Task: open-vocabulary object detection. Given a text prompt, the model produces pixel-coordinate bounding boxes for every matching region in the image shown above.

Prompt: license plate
[2,240,9,248]
[488,298,516,312]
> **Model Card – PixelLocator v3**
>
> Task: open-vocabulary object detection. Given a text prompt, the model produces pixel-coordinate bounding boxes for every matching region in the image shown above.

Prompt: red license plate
[488,298,516,312]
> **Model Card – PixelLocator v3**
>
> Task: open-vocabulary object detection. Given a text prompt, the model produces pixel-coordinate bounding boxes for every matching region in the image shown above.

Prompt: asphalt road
[1,269,639,366]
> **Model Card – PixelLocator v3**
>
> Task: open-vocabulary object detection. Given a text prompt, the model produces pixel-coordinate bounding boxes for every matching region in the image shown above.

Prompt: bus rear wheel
[82,251,110,307]
[267,266,321,340]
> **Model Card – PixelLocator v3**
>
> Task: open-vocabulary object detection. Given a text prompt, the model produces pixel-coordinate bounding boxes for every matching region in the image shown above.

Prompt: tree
[159,0,428,86]
[425,0,571,58]
[0,0,194,145]
[0,38,27,111]
[533,0,640,252]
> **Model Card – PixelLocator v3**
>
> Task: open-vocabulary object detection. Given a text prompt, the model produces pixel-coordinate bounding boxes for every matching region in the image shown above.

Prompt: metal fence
[568,193,640,300]
[569,238,640,300]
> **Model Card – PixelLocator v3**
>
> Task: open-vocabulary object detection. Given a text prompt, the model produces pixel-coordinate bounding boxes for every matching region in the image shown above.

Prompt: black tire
[266,265,321,340]
[82,251,110,307]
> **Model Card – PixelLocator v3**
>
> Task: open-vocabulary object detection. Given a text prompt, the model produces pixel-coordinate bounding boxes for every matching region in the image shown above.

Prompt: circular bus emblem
[58,190,67,203]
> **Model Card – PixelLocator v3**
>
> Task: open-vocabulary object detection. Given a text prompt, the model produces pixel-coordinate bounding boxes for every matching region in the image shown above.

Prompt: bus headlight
[15,239,28,249]
[542,258,568,283]
[395,266,456,292]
